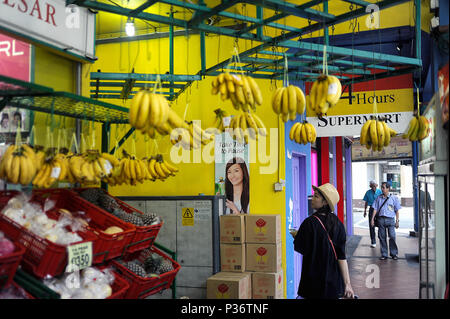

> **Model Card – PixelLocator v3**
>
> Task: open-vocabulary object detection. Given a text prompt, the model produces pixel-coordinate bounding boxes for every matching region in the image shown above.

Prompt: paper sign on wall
[182,207,194,226]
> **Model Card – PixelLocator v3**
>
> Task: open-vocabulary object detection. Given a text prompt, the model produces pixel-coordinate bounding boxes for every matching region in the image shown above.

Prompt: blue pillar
[412,141,419,233]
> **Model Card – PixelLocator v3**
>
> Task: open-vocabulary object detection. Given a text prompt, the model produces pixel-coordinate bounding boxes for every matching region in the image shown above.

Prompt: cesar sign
[306,73,414,137]
[0,0,96,61]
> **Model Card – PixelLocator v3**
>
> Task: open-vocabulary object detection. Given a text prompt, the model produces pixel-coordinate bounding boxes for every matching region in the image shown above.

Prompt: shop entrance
[292,152,308,293]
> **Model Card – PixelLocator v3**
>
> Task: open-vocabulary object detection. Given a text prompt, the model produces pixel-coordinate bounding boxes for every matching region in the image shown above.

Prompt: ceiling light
[125,17,135,37]
[396,43,403,52]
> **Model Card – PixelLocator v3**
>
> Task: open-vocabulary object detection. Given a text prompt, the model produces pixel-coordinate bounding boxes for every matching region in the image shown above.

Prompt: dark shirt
[293,212,347,299]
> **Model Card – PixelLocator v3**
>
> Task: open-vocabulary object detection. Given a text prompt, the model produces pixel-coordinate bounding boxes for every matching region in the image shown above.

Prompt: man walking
[363,180,382,248]
[371,182,402,260]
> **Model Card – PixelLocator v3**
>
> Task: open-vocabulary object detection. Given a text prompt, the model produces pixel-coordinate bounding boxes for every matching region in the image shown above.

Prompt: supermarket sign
[306,73,414,137]
[0,0,96,61]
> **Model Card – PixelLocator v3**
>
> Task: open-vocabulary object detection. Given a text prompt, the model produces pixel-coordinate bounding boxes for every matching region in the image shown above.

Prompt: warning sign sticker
[182,207,195,226]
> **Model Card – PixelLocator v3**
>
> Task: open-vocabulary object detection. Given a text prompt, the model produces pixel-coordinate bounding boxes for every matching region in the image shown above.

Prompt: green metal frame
[83,0,422,100]
[0,75,128,124]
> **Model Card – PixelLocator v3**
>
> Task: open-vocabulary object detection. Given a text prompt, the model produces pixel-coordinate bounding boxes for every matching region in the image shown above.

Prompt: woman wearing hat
[292,183,354,299]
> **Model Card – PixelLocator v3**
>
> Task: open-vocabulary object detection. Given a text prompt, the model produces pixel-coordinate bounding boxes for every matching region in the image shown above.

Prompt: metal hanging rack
[77,0,422,101]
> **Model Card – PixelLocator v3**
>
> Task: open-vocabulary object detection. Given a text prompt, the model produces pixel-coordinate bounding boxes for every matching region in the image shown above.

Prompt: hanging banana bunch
[145,154,179,181]
[308,74,342,117]
[128,88,171,135]
[402,115,429,142]
[0,144,37,186]
[66,150,120,185]
[402,90,430,142]
[289,121,317,145]
[228,110,267,145]
[272,85,306,122]
[211,72,263,112]
[31,147,68,188]
[359,117,397,152]
[169,120,214,151]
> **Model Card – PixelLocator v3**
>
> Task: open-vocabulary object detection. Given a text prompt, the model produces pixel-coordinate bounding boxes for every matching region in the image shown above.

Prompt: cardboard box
[252,270,284,299]
[245,214,281,244]
[220,243,246,272]
[206,272,252,299]
[246,242,282,273]
[220,214,245,243]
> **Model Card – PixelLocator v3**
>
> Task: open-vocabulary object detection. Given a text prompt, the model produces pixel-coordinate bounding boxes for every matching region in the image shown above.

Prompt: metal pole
[170,9,174,97]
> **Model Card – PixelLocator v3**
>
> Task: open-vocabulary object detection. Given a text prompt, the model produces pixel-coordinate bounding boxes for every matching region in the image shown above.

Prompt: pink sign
[0,33,31,81]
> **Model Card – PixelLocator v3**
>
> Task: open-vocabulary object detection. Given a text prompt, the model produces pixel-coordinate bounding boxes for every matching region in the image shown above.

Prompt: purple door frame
[292,152,307,293]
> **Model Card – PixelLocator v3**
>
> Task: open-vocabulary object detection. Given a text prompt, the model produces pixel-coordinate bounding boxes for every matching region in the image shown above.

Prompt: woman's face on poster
[227,163,244,187]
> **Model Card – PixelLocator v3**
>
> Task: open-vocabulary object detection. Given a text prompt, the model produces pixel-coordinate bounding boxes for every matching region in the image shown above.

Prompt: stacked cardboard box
[206,214,283,299]
[245,215,283,299]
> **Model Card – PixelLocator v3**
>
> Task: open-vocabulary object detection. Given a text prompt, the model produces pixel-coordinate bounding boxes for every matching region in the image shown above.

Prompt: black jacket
[293,211,347,299]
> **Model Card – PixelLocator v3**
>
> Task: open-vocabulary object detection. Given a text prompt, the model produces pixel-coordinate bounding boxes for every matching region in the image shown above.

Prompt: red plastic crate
[110,246,180,299]
[106,269,130,299]
[71,188,163,254]
[0,239,26,289]
[32,189,136,264]
[0,191,98,279]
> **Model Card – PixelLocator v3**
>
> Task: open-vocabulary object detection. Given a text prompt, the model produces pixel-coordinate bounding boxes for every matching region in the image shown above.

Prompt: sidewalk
[346,226,420,299]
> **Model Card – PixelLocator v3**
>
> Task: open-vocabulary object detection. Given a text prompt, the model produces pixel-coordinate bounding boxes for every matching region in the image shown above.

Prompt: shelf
[0,75,129,124]
[90,72,202,101]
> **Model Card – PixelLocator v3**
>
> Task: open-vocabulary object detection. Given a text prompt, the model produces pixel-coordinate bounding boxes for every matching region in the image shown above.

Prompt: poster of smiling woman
[215,130,250,215]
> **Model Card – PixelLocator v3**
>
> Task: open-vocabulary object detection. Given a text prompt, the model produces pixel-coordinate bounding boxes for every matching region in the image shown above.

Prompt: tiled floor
[347,227,420,299]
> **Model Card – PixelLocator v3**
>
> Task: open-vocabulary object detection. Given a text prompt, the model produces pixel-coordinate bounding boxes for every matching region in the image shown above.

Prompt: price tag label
[66,242,92,272]
[223,116,232,127]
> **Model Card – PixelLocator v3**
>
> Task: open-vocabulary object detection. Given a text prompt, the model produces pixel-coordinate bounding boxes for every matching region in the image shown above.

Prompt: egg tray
[71,188,163,254]
[32,189,136,264]
[110,246,180,299]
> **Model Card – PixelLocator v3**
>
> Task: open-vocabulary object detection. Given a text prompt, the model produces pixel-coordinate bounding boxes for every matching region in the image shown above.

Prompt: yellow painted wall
[81,33,289,296]
[32,47,77,149]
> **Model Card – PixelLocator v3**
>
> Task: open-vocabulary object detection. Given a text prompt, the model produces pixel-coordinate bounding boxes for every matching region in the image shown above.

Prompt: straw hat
[312,183,340,212]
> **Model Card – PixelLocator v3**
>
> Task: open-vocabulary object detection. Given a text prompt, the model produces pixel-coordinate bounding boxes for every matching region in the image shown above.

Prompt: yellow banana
[409,116,421,141]
[281,86,289,118]
[287,85,297,114]
[148,93,161,127]
[360,119,372,146]
[129,89,146,127]
[418,116,429,141]
[325,75,342,106]
[242,76,255,108]
[403,116,418,140]
[294,123,303,144]
[272,87,284,115]
[300,123,308,144]
[157,95,170,128]
[376,120,385,149]
[159,161,172,176]
[247,76,263,105]
[226,77,236,94]
[304,122,314,143]
[294,86,306,115]
[162,159,179,173]
[8,155,21,184]
[147,158,158,179]
[18,155,29,185]
[245,112,259,140]
[235,85,247,107]
[252,113,267,137]
[155,161,167,179]
[135,90,151,130]
[290,122,301,141]
[369,120,379,147]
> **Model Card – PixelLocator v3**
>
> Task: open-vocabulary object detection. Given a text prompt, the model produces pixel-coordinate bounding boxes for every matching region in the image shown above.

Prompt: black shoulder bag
[374,196,390,227]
